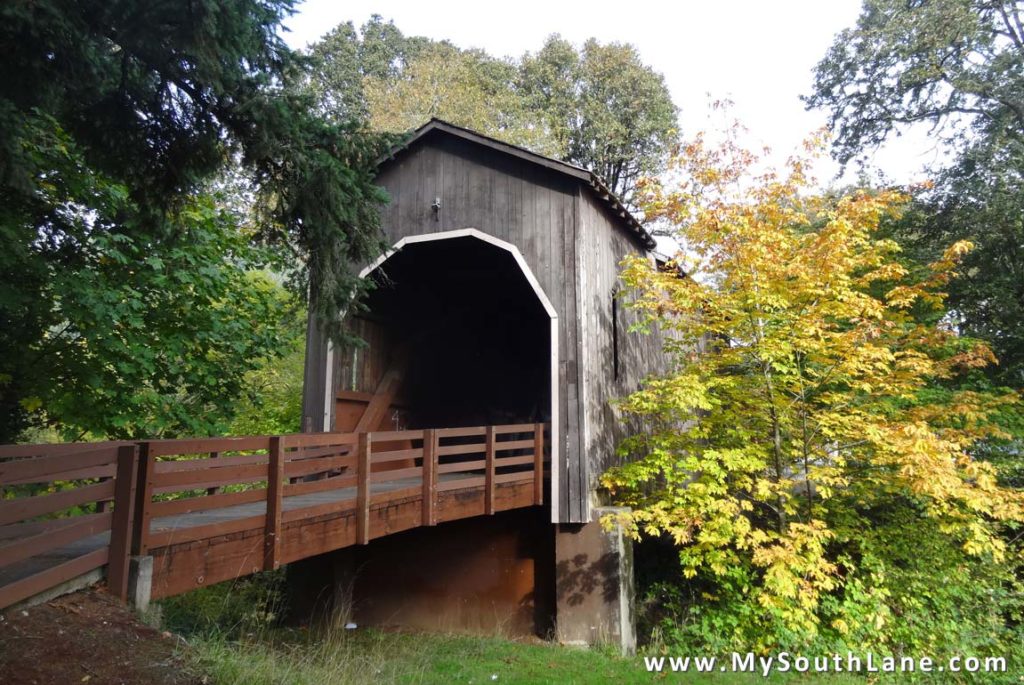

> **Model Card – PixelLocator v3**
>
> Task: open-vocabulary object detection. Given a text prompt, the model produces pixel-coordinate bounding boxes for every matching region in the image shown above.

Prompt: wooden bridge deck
[0,424,546,608]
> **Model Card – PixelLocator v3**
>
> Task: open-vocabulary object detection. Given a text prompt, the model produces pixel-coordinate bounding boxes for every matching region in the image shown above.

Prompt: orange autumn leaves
[602,127,1023,645]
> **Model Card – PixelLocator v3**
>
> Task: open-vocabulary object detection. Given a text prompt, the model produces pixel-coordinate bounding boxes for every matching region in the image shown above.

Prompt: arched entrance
[323,229,559,514]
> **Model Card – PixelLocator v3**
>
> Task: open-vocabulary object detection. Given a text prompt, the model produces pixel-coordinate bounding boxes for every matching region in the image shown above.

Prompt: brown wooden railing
[0,424,546,609]
[0,442,138,608]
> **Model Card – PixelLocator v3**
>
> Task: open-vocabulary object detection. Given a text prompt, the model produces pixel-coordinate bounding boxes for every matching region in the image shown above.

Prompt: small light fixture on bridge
[431,197,441,220]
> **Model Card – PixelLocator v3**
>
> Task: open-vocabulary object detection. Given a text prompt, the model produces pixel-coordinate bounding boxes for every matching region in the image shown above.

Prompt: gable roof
[377,118,656,250]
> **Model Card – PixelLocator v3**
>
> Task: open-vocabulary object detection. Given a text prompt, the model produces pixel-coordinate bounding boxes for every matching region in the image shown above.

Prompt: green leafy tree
[364,43,559,157]
[1,114,290,440]
[229,302,307,437]
[520,35,679,209]
[305,23,679,210]
[807,0,1024,388]
[0,1,393,440]
[806,0,1023,165]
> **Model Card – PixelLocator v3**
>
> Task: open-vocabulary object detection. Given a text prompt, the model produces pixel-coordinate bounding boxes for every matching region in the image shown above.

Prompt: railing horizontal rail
[285,455,353,479]
[284,474,358,498]
[152,463,267,489]
[436,426,488,438]
[437,443,485,457]
[494,439,534,451]
[0,447,119,483]
[369,466,422,483]
[437,460,485,474]
[286,444,353,460]
[495,454,536,467]
[371,447,423,463]
[0,479,115,527]
[280,432,358,448]
[149,489,266,518]
[0,441,127,459]
[153,453,269,473]
[0,511,112,570]
[493,424,537,434]
[0,547,108,610]
[146,436,270,458]
[365,429,423,442]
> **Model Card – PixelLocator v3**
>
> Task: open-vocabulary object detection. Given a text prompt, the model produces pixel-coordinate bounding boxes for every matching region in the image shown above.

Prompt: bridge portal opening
[299,232,559,638]
[333,233,553,436]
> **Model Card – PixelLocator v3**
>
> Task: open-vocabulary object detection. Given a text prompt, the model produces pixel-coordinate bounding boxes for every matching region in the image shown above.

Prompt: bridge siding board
[575,191,670,516]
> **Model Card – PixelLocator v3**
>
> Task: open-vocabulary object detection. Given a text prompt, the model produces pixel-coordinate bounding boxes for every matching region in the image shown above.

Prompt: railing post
[485,426,496,515]
[533,423,544,506]
[421,429,437,526]
[131,442,155,556]
[264,436,284,571]
[108,445,139,601]
[356,432,371,544]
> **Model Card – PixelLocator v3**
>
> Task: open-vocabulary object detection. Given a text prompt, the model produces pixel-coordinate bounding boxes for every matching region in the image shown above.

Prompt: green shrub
[158,569,286,638]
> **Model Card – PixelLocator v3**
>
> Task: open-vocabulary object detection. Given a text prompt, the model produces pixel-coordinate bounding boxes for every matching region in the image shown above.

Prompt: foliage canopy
[304,18,678,211]
[604,127,1023,651]
[0,0,391,440]
[807,0,1024,389]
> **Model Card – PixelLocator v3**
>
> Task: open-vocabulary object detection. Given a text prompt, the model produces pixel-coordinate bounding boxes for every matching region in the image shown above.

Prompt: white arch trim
[359,228,558,318]
[324,228,561,522]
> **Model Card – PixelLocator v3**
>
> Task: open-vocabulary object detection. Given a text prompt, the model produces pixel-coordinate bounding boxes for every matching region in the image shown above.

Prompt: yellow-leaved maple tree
[602,124,1023,648]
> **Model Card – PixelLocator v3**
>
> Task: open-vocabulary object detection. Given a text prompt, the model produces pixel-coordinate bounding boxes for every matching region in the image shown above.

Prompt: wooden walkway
[0,424,546,607]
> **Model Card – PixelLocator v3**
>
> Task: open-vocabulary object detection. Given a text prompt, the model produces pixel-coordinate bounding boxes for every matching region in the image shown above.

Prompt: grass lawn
[187,626,867,685]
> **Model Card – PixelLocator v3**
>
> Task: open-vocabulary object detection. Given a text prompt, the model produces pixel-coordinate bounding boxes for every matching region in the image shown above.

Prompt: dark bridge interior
[361,236,551,429]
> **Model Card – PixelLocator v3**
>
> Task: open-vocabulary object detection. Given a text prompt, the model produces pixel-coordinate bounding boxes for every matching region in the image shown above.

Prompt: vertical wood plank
[421,429,437,526]
[131,443,155,555]
[264,437,284,571]
[108,445,139,601]
[534,423,545,506]
[356,432,371,544]
[484,426,496,515]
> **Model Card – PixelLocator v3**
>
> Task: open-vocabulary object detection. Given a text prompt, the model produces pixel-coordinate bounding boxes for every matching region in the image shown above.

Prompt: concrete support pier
[554,506,636,655]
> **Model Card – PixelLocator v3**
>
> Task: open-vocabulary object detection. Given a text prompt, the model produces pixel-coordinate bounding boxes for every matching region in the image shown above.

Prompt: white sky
[283,0,945,187]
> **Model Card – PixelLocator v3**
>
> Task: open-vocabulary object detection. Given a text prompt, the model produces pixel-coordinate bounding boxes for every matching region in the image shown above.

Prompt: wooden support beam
[422,429,437,526]
[356,432,371,544]
[354,353,407,434]
[264,437,284,571]
[131,443,155,556]
[534,423,544,506]
[108,445,139,601]
[484,426,496,515]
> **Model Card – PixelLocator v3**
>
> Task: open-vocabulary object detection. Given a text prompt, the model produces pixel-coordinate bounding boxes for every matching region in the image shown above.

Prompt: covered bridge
[299,119,667,649]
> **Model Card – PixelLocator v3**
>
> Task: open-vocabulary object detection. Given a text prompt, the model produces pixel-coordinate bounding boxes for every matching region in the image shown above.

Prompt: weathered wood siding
[575,190,666,521]
[302,130,661,523]
[301,308,331,433]
[374,133,586,522]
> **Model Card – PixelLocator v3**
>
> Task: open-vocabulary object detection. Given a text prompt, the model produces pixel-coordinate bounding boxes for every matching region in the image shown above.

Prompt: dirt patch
[0,587,200,685]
